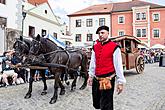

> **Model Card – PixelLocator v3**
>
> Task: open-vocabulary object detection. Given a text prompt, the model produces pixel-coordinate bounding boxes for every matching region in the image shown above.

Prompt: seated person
[10,53,25,84]
[1,50,18,87]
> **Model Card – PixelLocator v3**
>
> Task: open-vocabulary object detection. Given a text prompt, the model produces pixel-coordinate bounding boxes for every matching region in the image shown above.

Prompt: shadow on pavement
[124,70,139,77]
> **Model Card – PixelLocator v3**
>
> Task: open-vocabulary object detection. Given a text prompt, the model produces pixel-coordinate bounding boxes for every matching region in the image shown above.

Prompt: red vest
[94,40,118,76]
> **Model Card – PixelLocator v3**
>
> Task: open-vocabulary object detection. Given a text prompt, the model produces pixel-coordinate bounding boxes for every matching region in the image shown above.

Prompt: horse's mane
[40,37,64,50]
[23,38,31,49]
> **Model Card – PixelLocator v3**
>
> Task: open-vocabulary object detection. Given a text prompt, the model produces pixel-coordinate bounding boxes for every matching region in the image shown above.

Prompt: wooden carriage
[110,35,145,74]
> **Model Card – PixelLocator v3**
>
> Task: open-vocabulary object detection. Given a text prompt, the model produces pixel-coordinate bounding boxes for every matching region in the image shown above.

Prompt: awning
[44,34,66,48]
[151,44,165,49]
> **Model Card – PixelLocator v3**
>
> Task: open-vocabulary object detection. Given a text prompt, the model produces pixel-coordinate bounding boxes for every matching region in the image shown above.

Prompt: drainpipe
[110,13,112,37]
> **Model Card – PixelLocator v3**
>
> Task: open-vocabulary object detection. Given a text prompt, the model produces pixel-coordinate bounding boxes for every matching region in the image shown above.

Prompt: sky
[48,0,165,25]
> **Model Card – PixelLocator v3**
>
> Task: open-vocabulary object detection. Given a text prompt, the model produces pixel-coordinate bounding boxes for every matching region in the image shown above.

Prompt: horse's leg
[59,72,65,95]
[24,69,35,99]
[49,72,60,104]
[40,69,47,95]
[71,71,78,91]
[64,69,70,85]
[79,67,88,90]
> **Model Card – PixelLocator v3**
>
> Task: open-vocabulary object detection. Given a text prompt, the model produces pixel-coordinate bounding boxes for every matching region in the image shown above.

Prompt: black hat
[96,26,109,34]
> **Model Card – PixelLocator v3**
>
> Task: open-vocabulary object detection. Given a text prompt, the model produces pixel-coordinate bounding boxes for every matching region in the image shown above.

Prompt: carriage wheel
[135,55,145,74]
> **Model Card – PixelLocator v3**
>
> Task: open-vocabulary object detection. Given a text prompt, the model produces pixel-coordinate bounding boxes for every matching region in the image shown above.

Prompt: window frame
[136,12,141,20]
[99,18,105,26]
[75,34,81,42]
[153,29,160,38]
[118,15,125,24]
[152,12,160,22]
[87,34,93,41]
[141,12,146,20]
[136,28,147,37]
[76,19,81,27]
[118,30,125,36]
[86,19,93,27]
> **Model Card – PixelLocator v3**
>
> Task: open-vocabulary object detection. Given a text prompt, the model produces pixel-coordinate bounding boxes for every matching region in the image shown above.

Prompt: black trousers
[92,75,115,110]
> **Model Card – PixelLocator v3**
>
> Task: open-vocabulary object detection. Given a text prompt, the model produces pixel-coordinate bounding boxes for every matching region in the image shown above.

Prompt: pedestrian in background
[88,26,126,110]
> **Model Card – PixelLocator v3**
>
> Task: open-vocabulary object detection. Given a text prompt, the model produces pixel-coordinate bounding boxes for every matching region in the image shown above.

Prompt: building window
[142,12,146,20]
[53,32,57,39]
[153,13,160,22]
[41,29,46,37]
[153,29,160,38]
[87,34,93,41]
[75,34,81,42]
[76,19,81,27]
[118,16,124,24]
[86,19,92,27]
[136,28,147,37]
[142,29,146,37]
[136,29,141,37]
[136,13,140,20]
[99,18,105,26]
[118,31,124,36]
[45,10,47,14]
[29,26,35,37]
[0,0,6,4]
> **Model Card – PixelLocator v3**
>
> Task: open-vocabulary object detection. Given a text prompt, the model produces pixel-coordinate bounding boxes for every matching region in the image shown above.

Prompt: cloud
[48,0,113,24]
[48,0,164,24]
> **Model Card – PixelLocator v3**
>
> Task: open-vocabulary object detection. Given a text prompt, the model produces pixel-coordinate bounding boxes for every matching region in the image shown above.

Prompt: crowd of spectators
[0,50,52,88]
[140,49,165,64]
[0,50,28,87]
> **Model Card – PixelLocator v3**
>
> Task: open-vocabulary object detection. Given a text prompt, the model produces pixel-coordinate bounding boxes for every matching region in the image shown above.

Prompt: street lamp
[22,11,26,36]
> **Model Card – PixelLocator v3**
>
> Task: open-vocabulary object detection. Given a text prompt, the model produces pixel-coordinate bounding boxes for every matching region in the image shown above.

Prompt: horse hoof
[49,98,57,104]
[59,89,65,95]
[41,91,47,95]
[71,86,76,91]
[65,81,70,86]
[79,85,86,90]
[24,94,31,99]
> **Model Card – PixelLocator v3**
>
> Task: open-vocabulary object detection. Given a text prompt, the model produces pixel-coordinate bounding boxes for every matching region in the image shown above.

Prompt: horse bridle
[14,40,29,56]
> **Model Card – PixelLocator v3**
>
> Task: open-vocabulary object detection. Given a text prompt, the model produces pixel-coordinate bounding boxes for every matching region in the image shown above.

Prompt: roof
[68,4,113,16]
[110,35,142,44]
[27,0,48,6]
[112,0,165,12]
[68,0,165,16]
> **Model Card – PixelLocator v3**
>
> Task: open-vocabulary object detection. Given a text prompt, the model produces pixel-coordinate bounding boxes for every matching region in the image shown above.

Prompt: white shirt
[88,47,126,84]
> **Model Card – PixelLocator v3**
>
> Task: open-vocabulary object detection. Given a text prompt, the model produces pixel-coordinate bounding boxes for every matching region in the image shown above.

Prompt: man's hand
[87,77,93,86]
[116,84,124,95]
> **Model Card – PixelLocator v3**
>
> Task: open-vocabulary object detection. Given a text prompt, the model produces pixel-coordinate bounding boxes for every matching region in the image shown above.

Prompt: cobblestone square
[0,63,165,110]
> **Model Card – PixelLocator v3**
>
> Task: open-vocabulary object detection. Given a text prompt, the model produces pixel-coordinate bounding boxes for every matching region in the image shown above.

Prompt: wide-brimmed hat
[96,26,109,34]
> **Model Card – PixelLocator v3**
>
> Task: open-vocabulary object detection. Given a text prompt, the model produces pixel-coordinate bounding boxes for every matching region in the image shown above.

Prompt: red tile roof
[112,0,165,12]
[68,0,165,16]
[28,0,48,6]
[68,4,113,16]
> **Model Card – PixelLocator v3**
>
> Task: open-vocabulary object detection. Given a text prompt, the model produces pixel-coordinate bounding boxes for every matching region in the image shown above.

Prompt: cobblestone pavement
[0,63,165,110]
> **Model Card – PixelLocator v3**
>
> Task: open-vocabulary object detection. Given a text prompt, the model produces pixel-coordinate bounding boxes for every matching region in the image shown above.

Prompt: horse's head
[29,34,43,55]
[13,36,30,59]
[30,34,59,55]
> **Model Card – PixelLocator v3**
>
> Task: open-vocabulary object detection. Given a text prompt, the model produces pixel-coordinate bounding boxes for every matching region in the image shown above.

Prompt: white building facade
[0,0,23,53]
[0,0,67,53]
[69,14,111,47]
[23,2,62,38]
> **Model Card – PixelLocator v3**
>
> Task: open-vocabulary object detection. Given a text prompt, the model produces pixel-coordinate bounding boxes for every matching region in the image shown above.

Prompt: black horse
[25,34,88,104]
[13,36,48,95]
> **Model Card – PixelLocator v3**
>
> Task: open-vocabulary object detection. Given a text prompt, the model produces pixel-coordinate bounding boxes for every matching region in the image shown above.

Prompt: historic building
[0,0,68,53]
[68,0,165,47]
